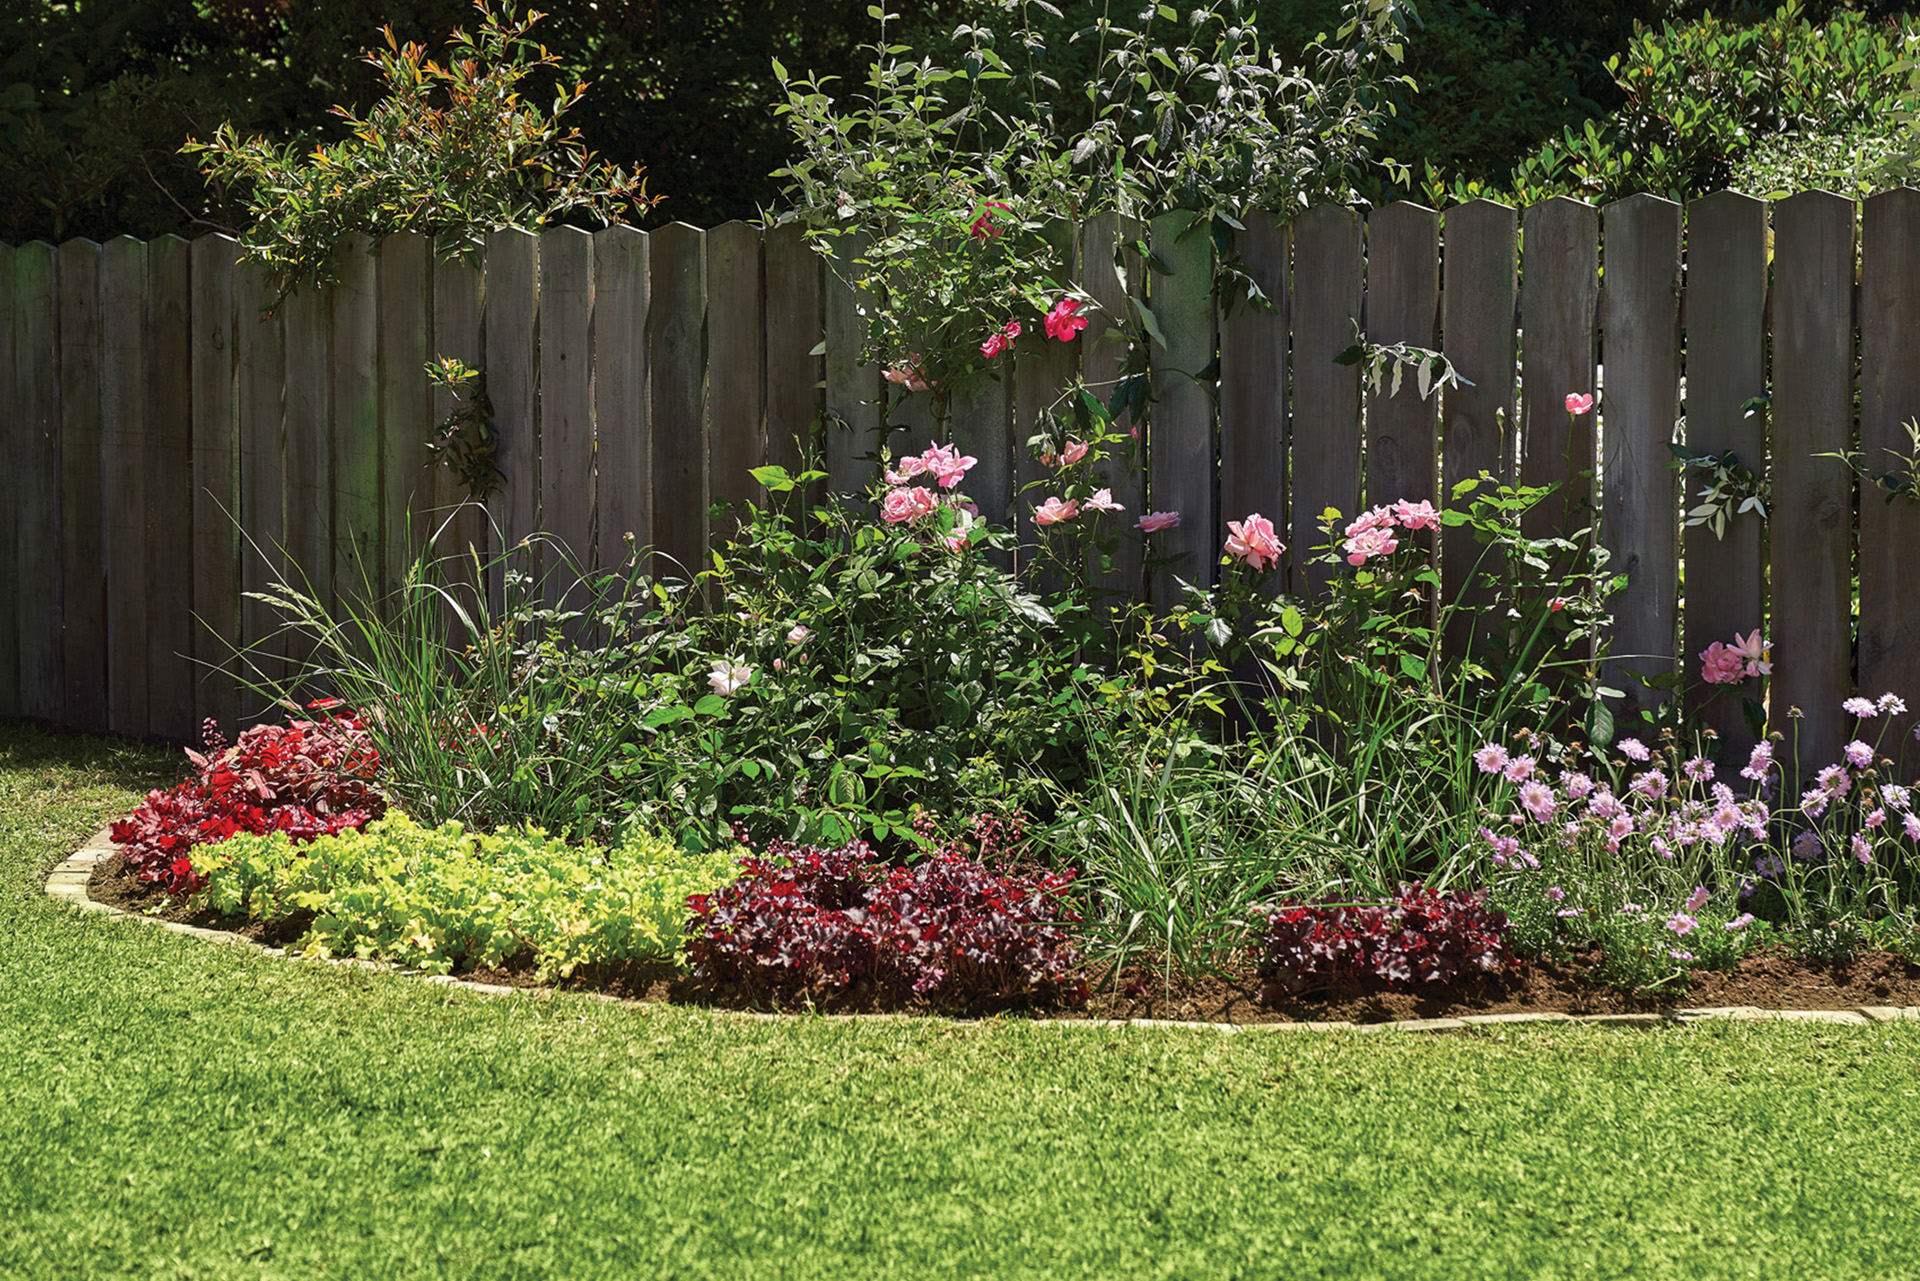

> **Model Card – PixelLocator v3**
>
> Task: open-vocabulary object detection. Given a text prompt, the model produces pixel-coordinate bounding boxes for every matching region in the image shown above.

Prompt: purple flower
[1619,902,1644,916]
[1845,740,1874,769]
[1725,913,1755,931]
[1791,831,1822,862]
[1556,907,1584,918]
[1546,886,1566,902]
[1473,744,1509,775]
[1563,771,1595,800]
[1504,753,1537,784]
[1755,853,1785,879]
[1519,780,1557,821]
[1684,885,1710,913]
[1852,833,1874,866]
[1844,696,1877,719]
[1683,757,1716,784]
[1619,738,1651,762]
[1878,693,1908,716]
[1668,948,1694,961]
[1631,769,1669,800]
[1665,912,1698,936]
[1740,742,1774,782]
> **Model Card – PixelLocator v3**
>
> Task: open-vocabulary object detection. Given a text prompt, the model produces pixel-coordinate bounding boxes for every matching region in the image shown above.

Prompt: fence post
[190,234,240,737]
[539,225,596,590]
[593,225,650,569]
[1219,212,1290,595]
[12,241,62,724]
[1288,205,1363,598]
[1148,210,1216,608]
[1518,197,1599,542]
[58,238,108,733]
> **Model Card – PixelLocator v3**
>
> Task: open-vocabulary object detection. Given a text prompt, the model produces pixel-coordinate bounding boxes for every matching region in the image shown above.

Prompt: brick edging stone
[44,827,1920,1032]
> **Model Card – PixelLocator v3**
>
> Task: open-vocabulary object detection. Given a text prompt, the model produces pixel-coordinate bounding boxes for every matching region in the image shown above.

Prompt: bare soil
[87,853,1920,1023]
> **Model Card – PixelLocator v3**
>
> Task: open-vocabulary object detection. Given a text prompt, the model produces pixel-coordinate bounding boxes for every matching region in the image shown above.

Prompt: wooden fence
[3,192,1919,771]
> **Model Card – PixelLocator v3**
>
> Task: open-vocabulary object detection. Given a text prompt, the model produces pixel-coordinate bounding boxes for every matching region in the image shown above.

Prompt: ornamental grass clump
[192,811,743,981]
[685,837,1084,1011]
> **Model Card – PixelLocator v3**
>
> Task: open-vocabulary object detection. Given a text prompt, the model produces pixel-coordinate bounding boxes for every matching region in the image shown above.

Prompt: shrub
[1256,886,1513,997]
[192,811,743,980]
[110,710,384,894]
[685,837,1084,1009]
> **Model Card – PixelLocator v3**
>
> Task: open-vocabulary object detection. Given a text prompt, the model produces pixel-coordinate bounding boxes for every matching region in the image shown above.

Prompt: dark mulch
[85,852,1920,1023]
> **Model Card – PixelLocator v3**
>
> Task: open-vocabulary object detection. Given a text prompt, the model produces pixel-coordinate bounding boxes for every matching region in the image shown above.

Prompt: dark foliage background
[5,0,1917,244]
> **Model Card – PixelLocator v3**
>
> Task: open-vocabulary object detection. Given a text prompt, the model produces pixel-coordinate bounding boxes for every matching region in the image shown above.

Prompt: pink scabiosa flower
[1060,439,1090,466]
[1033,496,1080,527]
[1845,740,1874,769]
[1684,885,1711,913]
[1816,763,1852,797]
[1225,514,1285,571]
[1618,738,1651,763]
[1741,741,1775,781]
[979,320,1021,359]
[1546,886,1566,902]
[1519,780,1556,821]
[1043,296,1089,341]
[1683,756,1716,784]
[1877,693,1908,716]
[1853,833,1874,866]
[880,485,939,524]
[1666,913,1698,936]
[1631,770,1669,800]
[1565,392,1594,415]
[1473,744,1510,775]
[1503,754,1536,784]
[1393,499,1440,531]
[1905,813,1920,842]
[1844,696,1877,719]
[1562,771,1595,800]
[1135,511,1180,534]
[1883,784,1912,811]
[1083,488,1124,514]
[1867,808,1887,829]
[1800,788,1831,818]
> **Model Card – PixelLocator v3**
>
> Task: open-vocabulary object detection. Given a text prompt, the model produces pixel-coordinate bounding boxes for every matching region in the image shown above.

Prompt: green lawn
[3,722,1919,1281]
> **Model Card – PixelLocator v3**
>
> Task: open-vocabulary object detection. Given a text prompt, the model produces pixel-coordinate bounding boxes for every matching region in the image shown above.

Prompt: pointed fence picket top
[0,201,1913,743]
[1599,193,1682,720]
[1858,187,1920,749]
[1680,191,1768,761]
[1769,190,1856,777]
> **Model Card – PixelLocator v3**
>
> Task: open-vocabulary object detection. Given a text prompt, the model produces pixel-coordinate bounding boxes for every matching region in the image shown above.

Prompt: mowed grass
[3,723,1920,1281]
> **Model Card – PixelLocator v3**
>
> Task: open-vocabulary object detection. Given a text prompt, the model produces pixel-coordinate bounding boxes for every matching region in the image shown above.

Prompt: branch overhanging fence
[2,191,1917,773]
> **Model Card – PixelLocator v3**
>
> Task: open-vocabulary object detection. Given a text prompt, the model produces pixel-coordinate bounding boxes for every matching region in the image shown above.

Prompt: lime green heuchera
[190,813,742,981]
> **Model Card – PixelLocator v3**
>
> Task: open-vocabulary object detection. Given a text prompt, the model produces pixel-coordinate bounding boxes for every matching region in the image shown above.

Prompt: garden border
[42,827,1920,1033]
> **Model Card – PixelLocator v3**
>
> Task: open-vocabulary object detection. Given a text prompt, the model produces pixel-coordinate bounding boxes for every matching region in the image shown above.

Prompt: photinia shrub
[110,707,385,894]
[685,837,1084,1009]
[1256,885,1513,997]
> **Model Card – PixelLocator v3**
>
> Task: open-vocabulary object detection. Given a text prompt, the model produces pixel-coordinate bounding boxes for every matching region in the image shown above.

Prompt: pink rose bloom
[1083,488,1124,513]
[707,660,754,697]
[1393,499,1440,531]
[787,625,810,646]
[1730,629,1770,676]
[1044,297,1089,342]
[1343,524,1398,566]
[1060,439,1090,466]
[883,356,932,392]
[918,443,977,489]
[1565,392,1594,415]
[1345,506,1394,536]
[1136,511,1181,534]
[884,453,930,486]
[880,485,938,524]
[969,199,1011,240]
[1700,641,1747,686]
[980,319,1021,359]
[1033,496,1080,527]
[1225,513,1284,571]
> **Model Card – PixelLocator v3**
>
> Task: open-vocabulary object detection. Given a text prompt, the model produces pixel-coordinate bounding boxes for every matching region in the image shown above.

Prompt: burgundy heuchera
[110,705,385,894]
[1257,885,1512,998]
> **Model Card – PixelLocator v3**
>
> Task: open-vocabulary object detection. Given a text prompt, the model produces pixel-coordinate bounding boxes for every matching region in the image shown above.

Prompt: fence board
[57,239,106,732]
[1439,200,1518,657]
[1013,278,1078,585]
[0,245,14,718]
[1600,194,1682,719]
[1219,214,1290,593]
[1769,191,1856,775]
[484,227,539,599]
[12,242,61,722]
[1519,198,1600,539]
[146,237,195,740]
[103,243,153,723]
[377,233,431,604]
[538,225,595,584]
[823,234,879,498]
[235,263,286,716]
[1148,211,1217,606]
[331,236,380,619]
[707,221,764,522]
[1364,203,1440,514]
[190,235,239,735]
[426,250,485,634]
[593,225,648,569]
[1858,187,1920,746]
[1289,204,1363,598]
[648,223,708,580]
[282,280,332,647]
[1679,191,1768,759]
[763,223,821,479]
[950,370,1013,567]
[1078,213,1146,598]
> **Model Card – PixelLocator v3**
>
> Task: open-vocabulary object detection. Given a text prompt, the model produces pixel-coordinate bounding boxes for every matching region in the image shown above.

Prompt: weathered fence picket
[0,198,1914,779]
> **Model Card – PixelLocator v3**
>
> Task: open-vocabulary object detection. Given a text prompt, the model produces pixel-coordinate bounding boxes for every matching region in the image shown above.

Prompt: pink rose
[1060,439,1089,466]
[1699,642,1747,686]
[1564,392,1594,416]
[1136,511,1180,534]
[1033,496,1081,527]
[884,356,932,392]
[1083,488,1124,513]
[980,319,1021,359]
[1224,513,1284,571]
[1730,629,1770,676]
[1392,499,1440,531]
[880,486,938,524]
[1044,297,1089,342]
[1342,524,1398,566]
[969,199,1011,240]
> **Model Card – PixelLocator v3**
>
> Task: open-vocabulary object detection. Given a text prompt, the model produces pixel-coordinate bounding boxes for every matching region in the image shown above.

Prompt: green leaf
[1398,652,1426,681]
[1587,698,1616,748]
[693,694,728,716]
[1280,605,1303,637]
[641,705,694,729]
[750,465,796,491]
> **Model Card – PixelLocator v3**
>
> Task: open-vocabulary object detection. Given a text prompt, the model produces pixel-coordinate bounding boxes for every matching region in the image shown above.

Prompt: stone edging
[43,827,1920,1033]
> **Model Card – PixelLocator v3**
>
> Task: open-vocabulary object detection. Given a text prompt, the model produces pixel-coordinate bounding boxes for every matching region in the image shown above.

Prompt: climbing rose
[1343,524,1398,566]
[1083,488,1124,513]
[1700,641,1748,686]
[1044,297,1089,341]
[1565,392,1594,415]
[1393,499,1440,531]
[1033,496,1080,527]
[969,199,1012,240]
[1730,629,1770,675]
[708,660,754,697]
[1136,511,1180,534]
[880,486,938,524]
[883,356,932,392]
[980,320,1021,359]
[1060,439,1089,465]
[1225,514,1284,571]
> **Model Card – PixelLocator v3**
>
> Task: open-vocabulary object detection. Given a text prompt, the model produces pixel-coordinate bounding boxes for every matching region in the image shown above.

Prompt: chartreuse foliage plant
[12,724,1920,1281]
[192,811,742,980]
